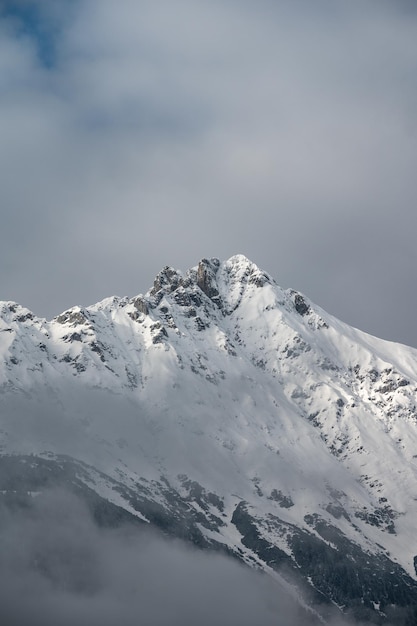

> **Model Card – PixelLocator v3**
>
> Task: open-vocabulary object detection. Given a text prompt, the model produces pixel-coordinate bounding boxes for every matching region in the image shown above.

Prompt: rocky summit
[2,255,417,624]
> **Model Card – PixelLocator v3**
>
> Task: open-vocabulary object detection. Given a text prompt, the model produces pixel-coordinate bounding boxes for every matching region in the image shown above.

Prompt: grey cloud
[0,1,416,346]
[0,486,328,626]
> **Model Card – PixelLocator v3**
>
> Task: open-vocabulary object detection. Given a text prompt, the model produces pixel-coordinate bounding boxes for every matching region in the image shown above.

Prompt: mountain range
[2,255,417,624]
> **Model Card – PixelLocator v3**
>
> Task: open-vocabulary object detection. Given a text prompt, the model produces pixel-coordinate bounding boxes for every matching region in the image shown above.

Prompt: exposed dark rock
[194,317,208,331]
[127,310,142,322]
[178,475,225,516]
[291,292,310,316]
[231,502,293,569]
[354,505,397,534]
[251,477,263,497]
[63,332,82,343]
[325,502,350,521]
[189,291,204,308]
[150,266,181,296]
[150,322,168,344]
[173,286,204,309]
[318,357,339,371]
[0,455,228,552]
[268,489,294,508]
[307,411,321,427]
[248,270,270,287]
[283,335,311,358]
[73,361,86,373]
[16,312,34,323]
[56,309,89,326]
[90,341,107,362]
[398,378,410,387]
[377,377,410,394]
[132,296,149,315]
[299,513,417,621]
[231,502,417,622]
[178,273,196,290]
[173,289,192,307]
[368,368,380,382]
[60,354,74,363]
[196,258,222,307]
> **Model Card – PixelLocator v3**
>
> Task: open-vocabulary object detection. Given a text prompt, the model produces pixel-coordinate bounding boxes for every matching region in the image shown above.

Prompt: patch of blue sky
[1,2,66,69]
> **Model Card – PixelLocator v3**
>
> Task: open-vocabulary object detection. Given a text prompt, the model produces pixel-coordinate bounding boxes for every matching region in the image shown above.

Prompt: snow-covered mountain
[2,255,417,623]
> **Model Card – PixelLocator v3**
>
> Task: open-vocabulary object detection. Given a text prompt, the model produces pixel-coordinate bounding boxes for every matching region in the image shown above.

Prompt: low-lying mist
[0,388,377,625]
[0,486,330,626]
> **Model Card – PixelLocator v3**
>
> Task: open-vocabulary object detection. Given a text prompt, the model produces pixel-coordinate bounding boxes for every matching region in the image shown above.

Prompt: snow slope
[1,255,417,621]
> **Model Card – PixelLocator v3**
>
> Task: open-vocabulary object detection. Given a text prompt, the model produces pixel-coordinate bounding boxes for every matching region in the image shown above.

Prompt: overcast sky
[1,0,417,346]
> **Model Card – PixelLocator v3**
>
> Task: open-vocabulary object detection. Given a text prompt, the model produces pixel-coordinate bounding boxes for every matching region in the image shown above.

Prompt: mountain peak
[3,255,417,622]
[142,255,269,314]
[150,265,183,297]
[225,253,256,267]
